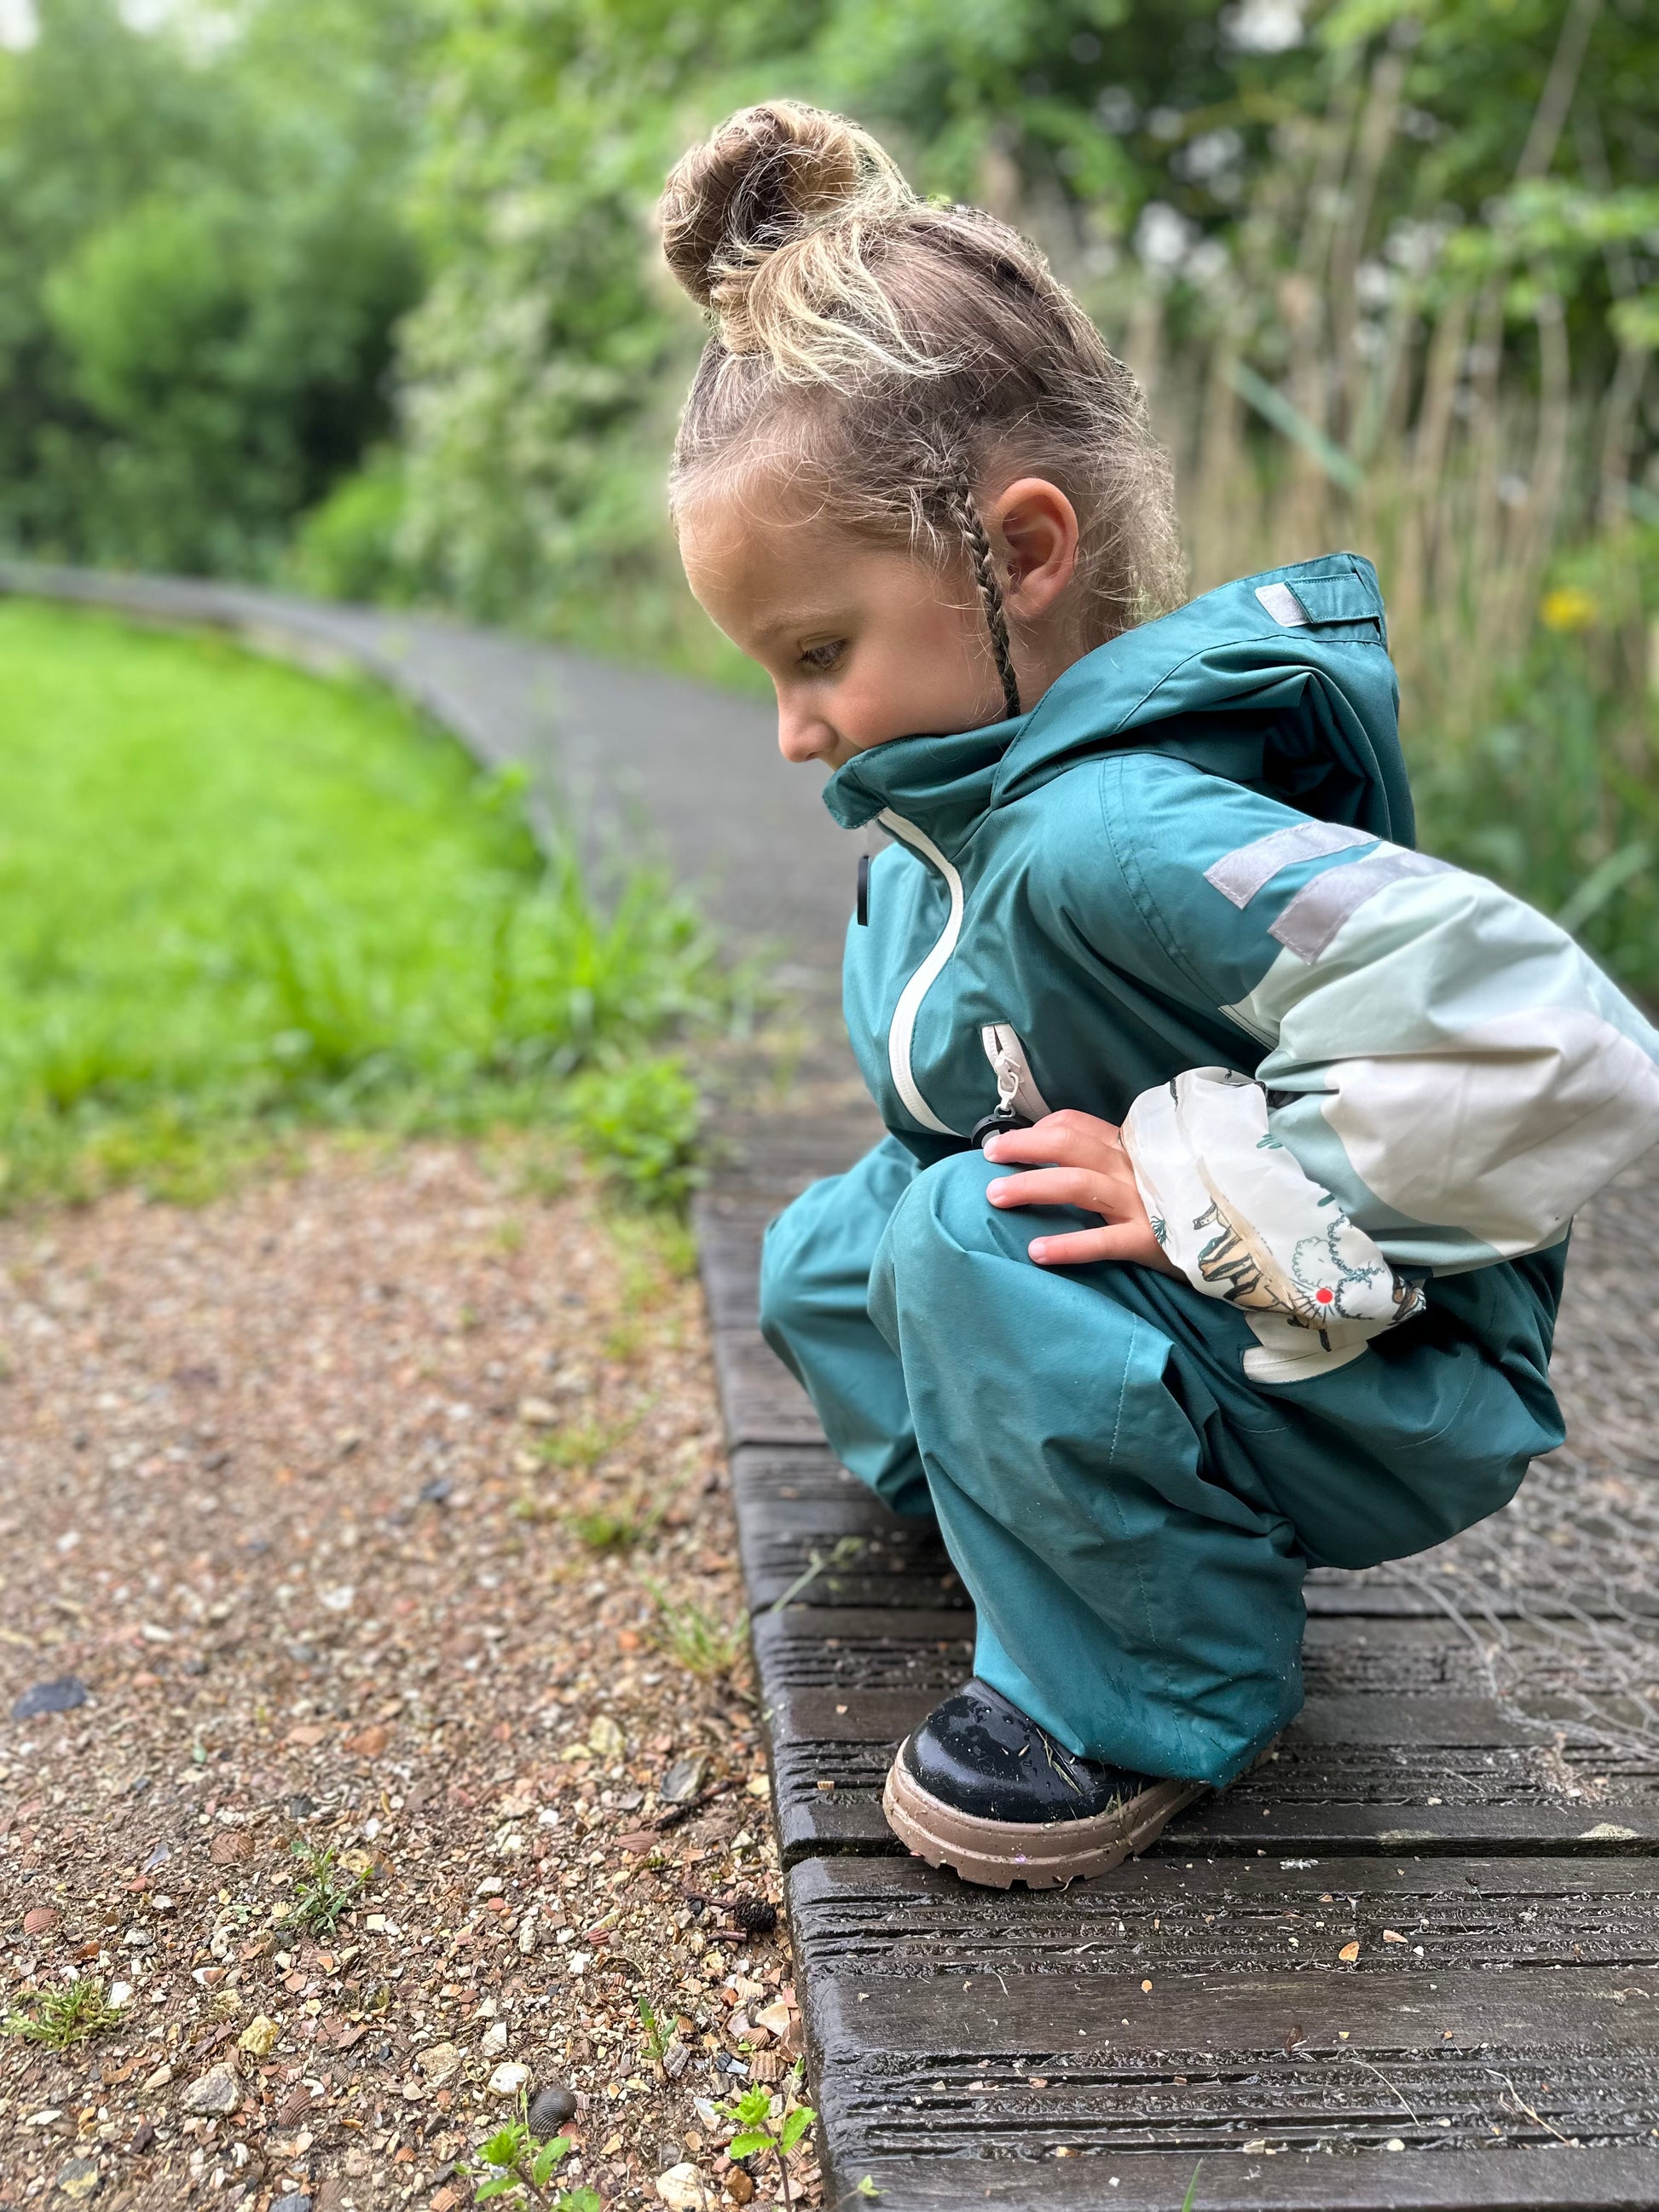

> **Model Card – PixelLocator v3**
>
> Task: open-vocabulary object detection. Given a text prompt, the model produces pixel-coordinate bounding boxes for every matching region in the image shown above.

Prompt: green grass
[3,1977,124,2051]
[282,1839,369,1938]
[0,600,737,1202]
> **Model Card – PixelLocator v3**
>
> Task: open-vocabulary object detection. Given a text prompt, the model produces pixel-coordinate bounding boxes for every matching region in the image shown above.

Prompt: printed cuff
[1120,1068,1425,1358]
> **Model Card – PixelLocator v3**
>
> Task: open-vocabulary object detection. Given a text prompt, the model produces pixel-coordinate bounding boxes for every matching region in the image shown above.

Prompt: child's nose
[776,697,833,765]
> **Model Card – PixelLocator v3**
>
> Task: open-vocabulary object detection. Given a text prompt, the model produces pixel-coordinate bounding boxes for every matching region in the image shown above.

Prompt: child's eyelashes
[799,640,846,673]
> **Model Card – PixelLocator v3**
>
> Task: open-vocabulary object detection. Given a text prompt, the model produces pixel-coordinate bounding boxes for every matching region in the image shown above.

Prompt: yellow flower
[1540,586,1598,633]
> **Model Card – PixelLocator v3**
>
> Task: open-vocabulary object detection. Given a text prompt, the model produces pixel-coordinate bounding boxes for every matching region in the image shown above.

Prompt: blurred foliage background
[1,0,1656,986]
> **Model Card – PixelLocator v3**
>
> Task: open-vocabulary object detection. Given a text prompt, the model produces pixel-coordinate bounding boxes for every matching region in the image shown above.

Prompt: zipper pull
[969,1050,1033,1151]
[855,852,870,927]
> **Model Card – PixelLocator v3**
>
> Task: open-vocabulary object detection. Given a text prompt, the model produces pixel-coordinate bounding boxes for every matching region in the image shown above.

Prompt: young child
[659,101,1659,1888]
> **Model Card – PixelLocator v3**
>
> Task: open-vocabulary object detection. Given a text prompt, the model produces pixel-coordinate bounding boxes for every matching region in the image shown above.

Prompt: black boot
[882,1678,1207,1889]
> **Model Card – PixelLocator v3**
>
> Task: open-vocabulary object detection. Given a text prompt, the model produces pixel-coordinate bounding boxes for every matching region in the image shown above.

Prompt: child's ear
[990,477,1079,618]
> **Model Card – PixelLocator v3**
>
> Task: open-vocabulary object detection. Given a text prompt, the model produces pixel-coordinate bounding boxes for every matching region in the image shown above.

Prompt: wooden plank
[709,1326,826,1448]
[786,1851,1659,1978]
[791,1851,1659,2205]
[752,1609,1659,1865]
[803,1961,1659,2186]
[839,2148,1659,2211]
[734,1447,967,1611]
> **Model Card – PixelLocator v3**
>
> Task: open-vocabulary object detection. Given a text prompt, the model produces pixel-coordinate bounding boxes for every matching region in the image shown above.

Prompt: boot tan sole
[882,1750,1208,1890]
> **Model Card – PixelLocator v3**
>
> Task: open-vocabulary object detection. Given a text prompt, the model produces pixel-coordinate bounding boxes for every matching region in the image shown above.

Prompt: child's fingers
[986,1166,1120,1215]
[982,1112,1123,1167]
[1027,1222,1162,1268]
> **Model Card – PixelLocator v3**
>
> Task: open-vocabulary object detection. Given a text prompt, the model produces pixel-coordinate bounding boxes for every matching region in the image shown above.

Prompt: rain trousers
[760,554,1659,1787]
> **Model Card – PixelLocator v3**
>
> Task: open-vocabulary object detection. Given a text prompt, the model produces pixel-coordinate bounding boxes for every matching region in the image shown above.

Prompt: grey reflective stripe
[1271,849,1450,962]
[1255,581,1309,627]
[1204,820,1376,910]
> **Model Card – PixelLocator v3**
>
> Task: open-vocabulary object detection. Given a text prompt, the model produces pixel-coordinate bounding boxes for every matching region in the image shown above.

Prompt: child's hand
[983,1111,1180,1273]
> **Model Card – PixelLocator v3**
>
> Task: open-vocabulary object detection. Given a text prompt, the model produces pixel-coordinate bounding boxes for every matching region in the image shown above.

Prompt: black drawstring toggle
[856,852,870,926]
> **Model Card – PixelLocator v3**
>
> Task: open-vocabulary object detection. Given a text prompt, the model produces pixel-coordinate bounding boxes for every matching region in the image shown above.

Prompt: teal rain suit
[759,555,1659,1788]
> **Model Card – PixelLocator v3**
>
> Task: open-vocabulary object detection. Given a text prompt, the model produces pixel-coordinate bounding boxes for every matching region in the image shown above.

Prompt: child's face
[679,488,1009,771]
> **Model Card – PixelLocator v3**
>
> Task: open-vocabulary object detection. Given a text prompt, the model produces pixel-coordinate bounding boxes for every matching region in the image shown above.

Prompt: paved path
[7,563,1659,2211]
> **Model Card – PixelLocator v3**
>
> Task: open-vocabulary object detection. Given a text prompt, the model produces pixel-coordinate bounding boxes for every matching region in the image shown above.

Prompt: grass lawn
[0,599,727,1203]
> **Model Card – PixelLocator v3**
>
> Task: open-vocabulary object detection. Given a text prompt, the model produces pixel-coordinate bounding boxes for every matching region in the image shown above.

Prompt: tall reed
[1079,11,1656,979]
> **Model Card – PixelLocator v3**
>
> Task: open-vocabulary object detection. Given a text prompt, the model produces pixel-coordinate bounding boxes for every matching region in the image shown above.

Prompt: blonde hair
[659,101,1185,713]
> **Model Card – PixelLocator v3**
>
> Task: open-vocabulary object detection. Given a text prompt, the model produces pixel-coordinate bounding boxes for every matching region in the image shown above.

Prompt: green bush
[0,0,425,573]
[286,451,422,606]
[567,1055,704,1209]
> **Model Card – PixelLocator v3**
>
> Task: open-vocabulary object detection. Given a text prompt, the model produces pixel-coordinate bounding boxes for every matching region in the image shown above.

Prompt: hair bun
[660,101,909,313]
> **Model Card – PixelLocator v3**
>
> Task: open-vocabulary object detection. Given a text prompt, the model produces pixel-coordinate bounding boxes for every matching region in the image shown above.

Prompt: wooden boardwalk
[697,1113,1659,2211]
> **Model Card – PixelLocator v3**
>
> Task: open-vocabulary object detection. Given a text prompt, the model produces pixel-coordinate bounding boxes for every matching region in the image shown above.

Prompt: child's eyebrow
[757,605,847,639]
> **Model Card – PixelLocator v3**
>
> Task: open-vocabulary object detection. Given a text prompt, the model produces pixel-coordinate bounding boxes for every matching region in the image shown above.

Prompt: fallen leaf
[1339,1942,1361,1962]
[1382,1929,1408,1944]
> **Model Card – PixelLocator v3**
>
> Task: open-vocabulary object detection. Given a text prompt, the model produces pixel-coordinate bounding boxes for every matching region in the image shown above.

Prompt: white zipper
[980,1025,1051,1122]
[876,807,962,1137]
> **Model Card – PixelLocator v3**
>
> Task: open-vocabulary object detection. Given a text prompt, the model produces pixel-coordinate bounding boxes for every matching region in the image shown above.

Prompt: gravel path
[0,1146,813,2210]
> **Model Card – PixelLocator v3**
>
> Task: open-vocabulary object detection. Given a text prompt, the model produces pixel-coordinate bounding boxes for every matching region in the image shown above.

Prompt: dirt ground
[0,1141,817,2212]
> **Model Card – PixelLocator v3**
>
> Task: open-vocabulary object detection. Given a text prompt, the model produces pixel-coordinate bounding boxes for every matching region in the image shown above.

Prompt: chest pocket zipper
[970,1024,1053,1149]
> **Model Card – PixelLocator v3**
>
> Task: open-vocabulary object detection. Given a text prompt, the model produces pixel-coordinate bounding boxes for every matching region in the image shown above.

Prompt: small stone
[753,2001,794,2040]
[345,1724,390,1758]
[662,1756,706,1804]
[727,2171,755,2206]
[55,2157,101,2202]
[128,2122,156,2155]
[587,1713,624,1759]
[488,2062,530,2096]
[239,2014,280,2057]
[12,1676,88,1720]
[141,2063,173,2093]
[415,2041,464,2082]
[527,2082,578,2137]
[283,1793,319,1820]
[23,1905,61,1936]
[210,1829,253,1866]
[181,2060,241,2116]
[271,2197,313,2212]
[517,1395,558,1425]
[480,2021,509,2058]
[656,2163,712,2210]
[107,1984,133,2009]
